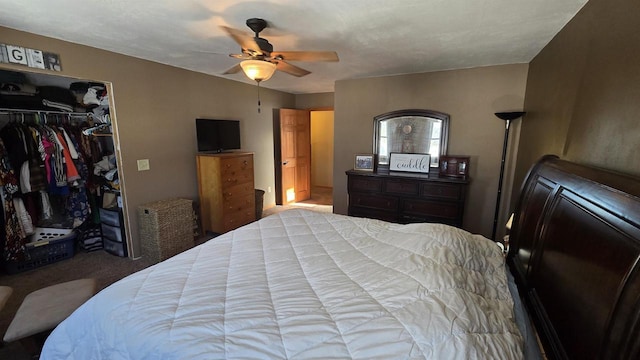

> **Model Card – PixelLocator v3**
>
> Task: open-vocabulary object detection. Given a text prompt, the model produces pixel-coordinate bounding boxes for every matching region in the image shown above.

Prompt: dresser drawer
[349,192,398,211]
[223,193,254,213]
[384,179,419,195]
[349,206,398,223]
[349,176,383,192]
[402,199,461,220]
[221,155,253,175]
[220,170,254,189]
[222,182,254,200]
[420,183,463,200]
[222,210,255,232]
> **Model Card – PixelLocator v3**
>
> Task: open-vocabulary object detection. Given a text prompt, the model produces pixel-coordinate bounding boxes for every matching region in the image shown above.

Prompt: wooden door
[274,109,311,205]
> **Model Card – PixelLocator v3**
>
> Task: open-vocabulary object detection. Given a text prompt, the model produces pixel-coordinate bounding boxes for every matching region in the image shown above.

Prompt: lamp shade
[240,60,277,82]
[495,111,525,121]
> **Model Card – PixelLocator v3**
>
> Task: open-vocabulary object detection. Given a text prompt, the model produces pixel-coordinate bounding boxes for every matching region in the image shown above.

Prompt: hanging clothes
[13,197,34,236]
[55,130,80,183]
[0,119,97,254]
[41,125,68,190]
[0,125,28,180]
[25,125,47,192]
[0,137,27,261]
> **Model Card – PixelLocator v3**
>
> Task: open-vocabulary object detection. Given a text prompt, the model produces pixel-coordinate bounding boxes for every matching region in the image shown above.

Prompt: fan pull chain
[257,81,262,113]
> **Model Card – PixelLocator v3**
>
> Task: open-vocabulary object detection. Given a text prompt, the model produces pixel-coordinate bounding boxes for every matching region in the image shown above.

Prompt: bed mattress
[41,209,523,359]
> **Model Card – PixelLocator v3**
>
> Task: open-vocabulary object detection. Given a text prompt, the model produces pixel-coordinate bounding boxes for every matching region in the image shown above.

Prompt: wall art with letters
[1,43,62,71]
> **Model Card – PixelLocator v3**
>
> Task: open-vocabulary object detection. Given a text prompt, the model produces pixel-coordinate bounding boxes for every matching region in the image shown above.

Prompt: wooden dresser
[197,152,255,234]
[346,169,469,227]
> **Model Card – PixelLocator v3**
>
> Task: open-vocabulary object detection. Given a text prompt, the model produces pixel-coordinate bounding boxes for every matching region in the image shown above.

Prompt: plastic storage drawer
[99,207,127,257]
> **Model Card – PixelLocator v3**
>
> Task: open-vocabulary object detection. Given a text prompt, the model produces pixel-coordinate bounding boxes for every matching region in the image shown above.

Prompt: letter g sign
[7,45,28,65]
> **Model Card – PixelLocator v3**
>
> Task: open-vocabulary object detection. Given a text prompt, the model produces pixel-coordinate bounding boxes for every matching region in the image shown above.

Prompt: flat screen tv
[196,118,241,152]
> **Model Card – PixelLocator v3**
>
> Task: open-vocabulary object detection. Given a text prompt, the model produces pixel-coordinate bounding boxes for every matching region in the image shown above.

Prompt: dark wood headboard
[507,155,640,360]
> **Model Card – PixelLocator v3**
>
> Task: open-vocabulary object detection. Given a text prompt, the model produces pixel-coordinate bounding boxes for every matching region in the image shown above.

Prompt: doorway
[270,108,333,215]
[309,110,334,205]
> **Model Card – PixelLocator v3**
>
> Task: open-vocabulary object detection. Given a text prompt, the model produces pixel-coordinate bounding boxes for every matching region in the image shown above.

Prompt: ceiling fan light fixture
[240,60,276,82]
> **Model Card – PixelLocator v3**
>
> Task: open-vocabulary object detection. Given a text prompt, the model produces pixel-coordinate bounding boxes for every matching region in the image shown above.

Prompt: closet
[0,69,127,273]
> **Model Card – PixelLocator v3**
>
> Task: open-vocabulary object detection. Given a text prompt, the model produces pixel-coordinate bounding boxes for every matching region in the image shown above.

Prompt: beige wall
[333,64,529,238]
[311,111,334,188]
[512,0,640,208]
[1,26,295,258]
[295,92,334,109]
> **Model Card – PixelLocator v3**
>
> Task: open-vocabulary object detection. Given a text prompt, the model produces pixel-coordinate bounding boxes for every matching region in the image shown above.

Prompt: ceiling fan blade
[276,61,311,77]
[222,63,242,75]
[229,53,253,59]
[272,51,339,62]
[220,25,262,55]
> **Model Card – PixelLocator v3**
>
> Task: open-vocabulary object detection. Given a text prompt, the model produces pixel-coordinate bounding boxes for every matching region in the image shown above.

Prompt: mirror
[373,109,449,169]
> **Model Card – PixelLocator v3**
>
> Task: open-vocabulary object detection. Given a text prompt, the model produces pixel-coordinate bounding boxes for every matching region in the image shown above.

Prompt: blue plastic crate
[4,228,76,274]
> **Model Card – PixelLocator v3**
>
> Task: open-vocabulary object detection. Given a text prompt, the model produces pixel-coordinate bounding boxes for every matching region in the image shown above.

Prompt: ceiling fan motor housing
[255,37,273,54]
[245,19,273,54]
[246,18,268,34]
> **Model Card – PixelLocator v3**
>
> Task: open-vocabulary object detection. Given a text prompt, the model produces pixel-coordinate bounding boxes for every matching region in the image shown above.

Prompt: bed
[40,155,640,359]
[507,155,640,359]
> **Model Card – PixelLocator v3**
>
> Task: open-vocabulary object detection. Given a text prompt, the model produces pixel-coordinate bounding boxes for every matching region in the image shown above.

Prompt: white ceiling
[0,0,588,94]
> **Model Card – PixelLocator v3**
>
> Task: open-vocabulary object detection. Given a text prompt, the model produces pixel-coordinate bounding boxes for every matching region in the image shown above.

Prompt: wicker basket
[138,198,193,263]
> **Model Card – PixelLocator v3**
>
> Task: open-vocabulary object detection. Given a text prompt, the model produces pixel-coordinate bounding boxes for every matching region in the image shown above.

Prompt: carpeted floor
[263,186,333,217]
[0,248,157,358]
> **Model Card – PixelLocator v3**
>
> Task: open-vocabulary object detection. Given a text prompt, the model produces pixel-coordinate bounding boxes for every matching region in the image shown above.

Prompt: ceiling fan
[220,18,339,82]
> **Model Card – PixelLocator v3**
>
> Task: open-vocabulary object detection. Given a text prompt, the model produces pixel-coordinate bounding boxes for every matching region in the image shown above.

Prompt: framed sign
[354,154,375,171]
[439,155,470,178]
[389,152,431,174]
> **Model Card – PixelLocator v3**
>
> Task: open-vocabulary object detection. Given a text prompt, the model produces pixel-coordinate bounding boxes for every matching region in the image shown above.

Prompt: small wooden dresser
[197,152,255,234]
[346,169,469,227]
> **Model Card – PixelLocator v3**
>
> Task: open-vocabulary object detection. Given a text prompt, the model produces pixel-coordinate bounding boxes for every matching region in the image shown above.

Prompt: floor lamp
[491,111,525,240]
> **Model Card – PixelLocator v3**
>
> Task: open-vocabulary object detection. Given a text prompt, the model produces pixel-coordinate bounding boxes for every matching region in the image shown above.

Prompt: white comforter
[41,209,523,359]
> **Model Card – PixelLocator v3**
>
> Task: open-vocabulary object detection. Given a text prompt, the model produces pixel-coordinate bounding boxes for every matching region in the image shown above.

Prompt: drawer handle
[227,178,238,183]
